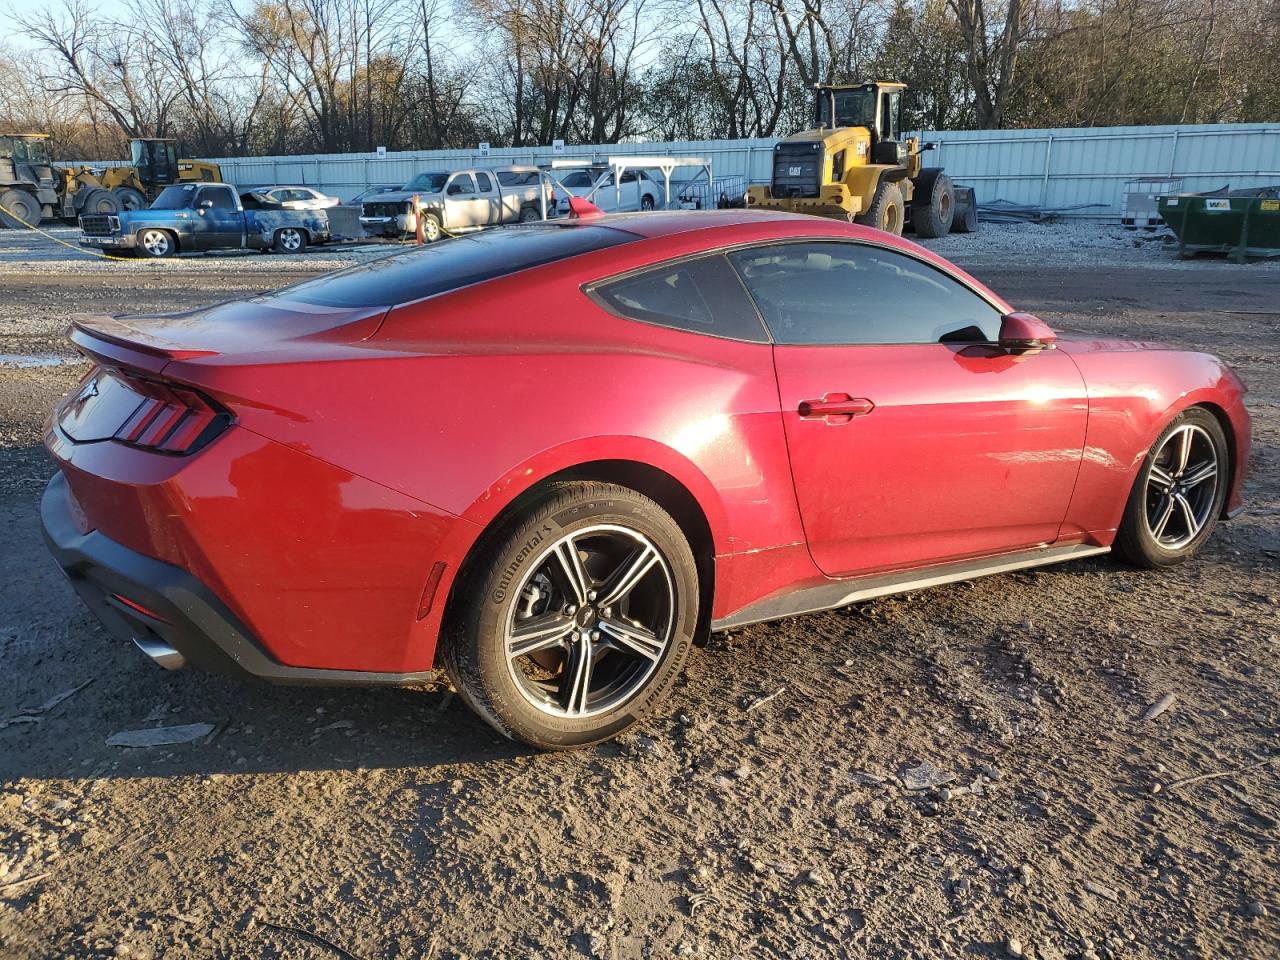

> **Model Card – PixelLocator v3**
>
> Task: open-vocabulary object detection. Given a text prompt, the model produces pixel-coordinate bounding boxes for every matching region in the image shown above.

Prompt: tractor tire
[78,188,121,217]
[113,186,147,212]
[0,189,40,228]
[855,180,905,235]
[911,169,955,239]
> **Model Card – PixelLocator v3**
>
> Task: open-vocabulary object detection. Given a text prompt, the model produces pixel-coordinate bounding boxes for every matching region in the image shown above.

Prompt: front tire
[640,194,655,211]
[137,228,176,258]
[855,180,905,235]
[1113,407,1229,568]
[443,482,699,749]
[420,212,442,242]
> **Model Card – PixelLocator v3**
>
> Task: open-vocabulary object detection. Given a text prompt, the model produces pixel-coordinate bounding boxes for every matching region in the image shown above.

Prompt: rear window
[276,225,639,308]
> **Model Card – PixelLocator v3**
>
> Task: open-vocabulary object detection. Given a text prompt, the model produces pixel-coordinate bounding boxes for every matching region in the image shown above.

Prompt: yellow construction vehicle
[83,138,224,211]
[746,81,975,238]
[0,133,224,225]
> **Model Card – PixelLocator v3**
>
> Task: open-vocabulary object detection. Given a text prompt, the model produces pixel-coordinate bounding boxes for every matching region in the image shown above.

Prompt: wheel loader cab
[131,139,180,192]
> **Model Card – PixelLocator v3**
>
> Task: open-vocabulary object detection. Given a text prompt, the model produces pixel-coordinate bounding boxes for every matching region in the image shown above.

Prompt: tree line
[2,0,1276,162]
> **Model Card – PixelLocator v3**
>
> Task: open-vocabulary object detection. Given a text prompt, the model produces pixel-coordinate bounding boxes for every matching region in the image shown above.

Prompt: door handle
[798,393,875,423]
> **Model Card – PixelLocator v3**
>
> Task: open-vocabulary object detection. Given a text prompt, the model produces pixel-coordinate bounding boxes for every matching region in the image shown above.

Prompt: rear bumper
[41,471,432,686]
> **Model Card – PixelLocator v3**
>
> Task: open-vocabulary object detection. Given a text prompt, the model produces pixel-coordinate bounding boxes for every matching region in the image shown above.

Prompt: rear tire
[855,180,905,235]
[519,205,540,223]
[442,481,699,749]
[0,188,40,228]
[113,186,147,212]
[272,227,308,254]
[911,170,955,239]
[640,195,655,211]
[1112,407,1229,568]
[78,188,121,216]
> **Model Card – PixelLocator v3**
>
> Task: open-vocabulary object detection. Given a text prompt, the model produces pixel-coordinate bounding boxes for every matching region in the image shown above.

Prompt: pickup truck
[78,181,332,258]
[360,166,548,241]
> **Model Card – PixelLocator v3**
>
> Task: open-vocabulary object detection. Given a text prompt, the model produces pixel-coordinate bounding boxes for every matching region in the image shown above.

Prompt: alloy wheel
[1144,423,1219,550]
[503,524,675,718]
[141,230,170,256]
[279,229,302,251]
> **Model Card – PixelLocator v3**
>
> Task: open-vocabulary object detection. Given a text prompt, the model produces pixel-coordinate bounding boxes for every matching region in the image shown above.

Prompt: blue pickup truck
[78,181,332,257]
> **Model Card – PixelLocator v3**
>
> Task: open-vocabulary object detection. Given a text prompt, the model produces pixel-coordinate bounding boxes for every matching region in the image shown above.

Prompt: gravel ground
[0,222,1277,959]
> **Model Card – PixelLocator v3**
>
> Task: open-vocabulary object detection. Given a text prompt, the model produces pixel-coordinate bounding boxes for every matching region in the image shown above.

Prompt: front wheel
[855,181,905,235]
[443,482,699,749]
[272,227,307,254]
[1113,408,1229,568]
[419,212,442,242]
[0,189,40,228]
[137,228,176,258]
[640,195,655,211]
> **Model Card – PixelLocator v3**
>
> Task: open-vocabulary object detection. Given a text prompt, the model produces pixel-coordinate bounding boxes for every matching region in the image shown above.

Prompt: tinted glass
[151,184,197,209]
[496,170,538,186]
[448,174,476,195]
[561,171,593,188]
[198,186,236,209]
[475,172,493,192]
[593,255,769,343]
[277,225,639,308]
[728,242,1002,345]
[406,172,448,192]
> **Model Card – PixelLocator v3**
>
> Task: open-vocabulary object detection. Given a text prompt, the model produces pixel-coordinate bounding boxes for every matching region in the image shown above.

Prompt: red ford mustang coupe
[42,211,1250,748]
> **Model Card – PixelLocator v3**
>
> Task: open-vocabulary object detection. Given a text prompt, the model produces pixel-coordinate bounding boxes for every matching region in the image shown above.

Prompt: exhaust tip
[133,634,187,670]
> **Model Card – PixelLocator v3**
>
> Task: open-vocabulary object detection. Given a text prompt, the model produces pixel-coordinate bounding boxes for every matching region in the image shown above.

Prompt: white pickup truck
[359,166,548,240]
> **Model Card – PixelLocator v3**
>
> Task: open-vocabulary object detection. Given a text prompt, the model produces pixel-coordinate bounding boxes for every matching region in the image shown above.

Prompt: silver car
[253,186,341,210]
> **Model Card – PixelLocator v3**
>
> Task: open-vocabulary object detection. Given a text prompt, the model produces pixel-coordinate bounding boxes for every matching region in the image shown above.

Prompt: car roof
[258,185,322,192]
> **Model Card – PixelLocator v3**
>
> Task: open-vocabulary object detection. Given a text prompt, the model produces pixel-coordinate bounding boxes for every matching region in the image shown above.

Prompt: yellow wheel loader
[72,138,224,212]
[746,81,976,238]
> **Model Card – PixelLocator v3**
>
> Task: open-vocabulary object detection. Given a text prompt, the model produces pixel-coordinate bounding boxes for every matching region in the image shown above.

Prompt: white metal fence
[207,122,1280,221]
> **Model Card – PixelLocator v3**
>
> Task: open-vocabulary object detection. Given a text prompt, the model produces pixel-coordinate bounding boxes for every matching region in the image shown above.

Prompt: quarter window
[475,172,493,192]
[592,255,769,343]
[728,241,1002,345]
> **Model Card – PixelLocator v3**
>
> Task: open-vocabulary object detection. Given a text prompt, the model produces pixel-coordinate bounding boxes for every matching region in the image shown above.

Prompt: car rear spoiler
[70,313,217,375]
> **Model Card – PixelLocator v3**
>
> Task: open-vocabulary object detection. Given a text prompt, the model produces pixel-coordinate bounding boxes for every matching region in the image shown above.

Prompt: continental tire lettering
[492,523,554,603]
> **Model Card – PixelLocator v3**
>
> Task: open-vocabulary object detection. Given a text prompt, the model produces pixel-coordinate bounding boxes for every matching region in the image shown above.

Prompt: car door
[728,240,1089,578]
[473,171,502,223]
[192,185,243,250]
[444,173,484,227]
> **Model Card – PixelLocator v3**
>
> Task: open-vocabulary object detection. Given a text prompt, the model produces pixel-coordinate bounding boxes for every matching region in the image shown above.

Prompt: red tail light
[112,375,230,454]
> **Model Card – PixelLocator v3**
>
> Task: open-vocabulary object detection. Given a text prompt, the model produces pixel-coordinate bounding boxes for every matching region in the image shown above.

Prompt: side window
[475,172,493,192]
[199,187,235,210]
[727,242,1002,345]
[447,174,476,196]
[620,171,636,183]
[591,254,769,343]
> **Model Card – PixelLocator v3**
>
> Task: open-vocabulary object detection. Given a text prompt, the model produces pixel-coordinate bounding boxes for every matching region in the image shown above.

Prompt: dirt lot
[0,225,1277,959]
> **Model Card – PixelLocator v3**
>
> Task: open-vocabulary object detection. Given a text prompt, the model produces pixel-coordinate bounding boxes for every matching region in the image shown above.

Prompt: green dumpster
[1158,187,1280,263]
